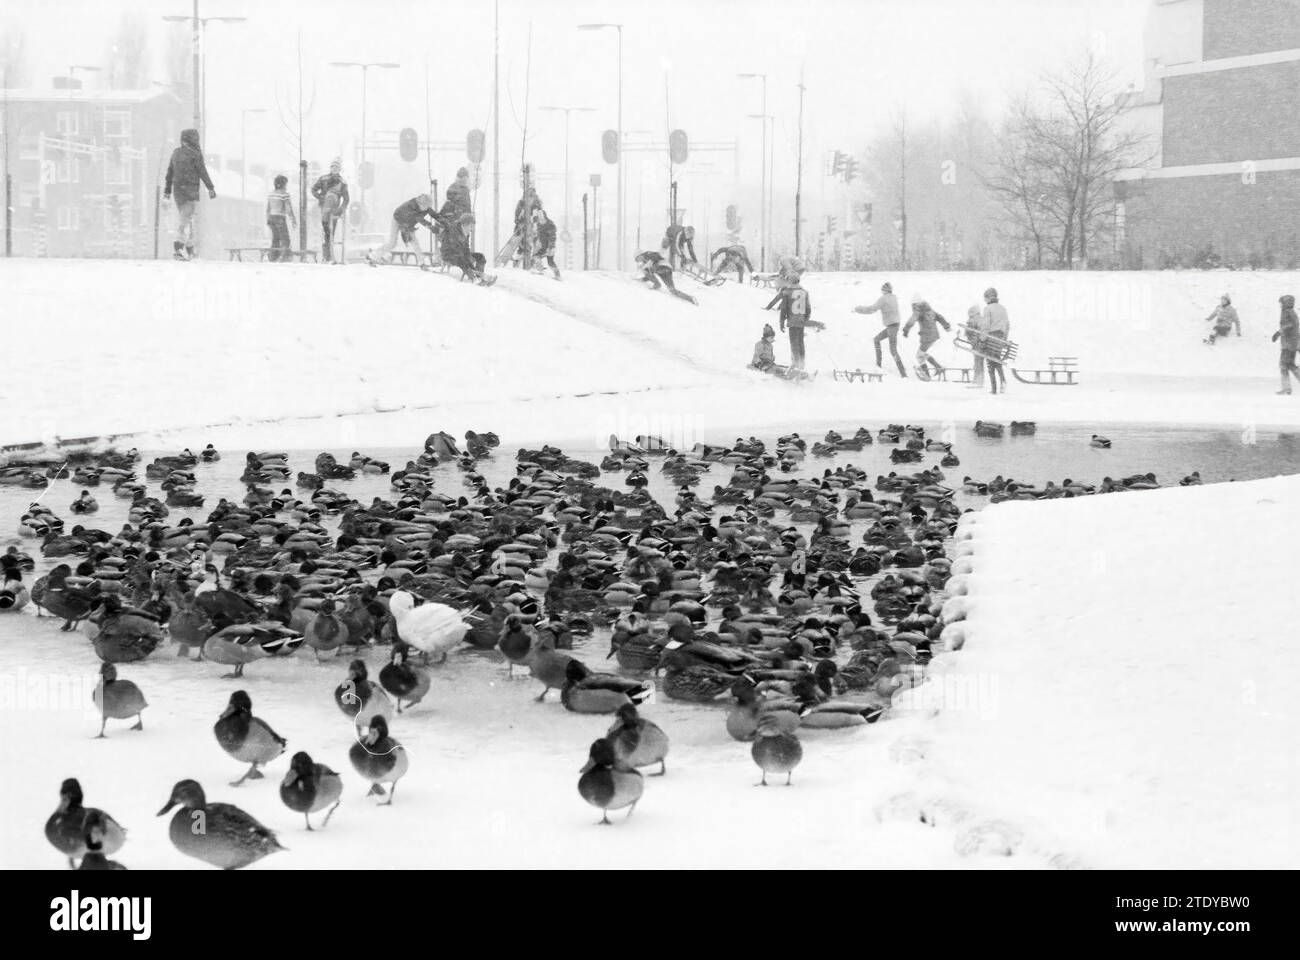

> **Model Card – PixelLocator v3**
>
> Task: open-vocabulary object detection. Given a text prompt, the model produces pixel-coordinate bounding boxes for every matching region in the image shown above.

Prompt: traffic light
[826,215,837,234]
[399,127,419,162]
[467,129,485,164]
[831,151,846,177]
[725,204,738,231]
[844,157,859,183]
[602,129,619,165]
[669,129,689,165]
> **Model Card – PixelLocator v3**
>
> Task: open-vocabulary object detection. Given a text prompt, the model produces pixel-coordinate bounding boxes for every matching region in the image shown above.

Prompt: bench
[1012,356,1079,386]
[832,368,884,383]
[227,247,319,263]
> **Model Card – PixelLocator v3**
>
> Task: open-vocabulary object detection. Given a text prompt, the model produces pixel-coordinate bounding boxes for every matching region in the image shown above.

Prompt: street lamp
[161,10,247,147]
[540,105,594,262]
[738,73,769,270]
[330,61,400,226]
[240,107,265,204]
[578,23,622,269]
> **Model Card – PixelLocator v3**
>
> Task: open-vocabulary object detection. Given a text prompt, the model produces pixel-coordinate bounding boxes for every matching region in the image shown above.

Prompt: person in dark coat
[534,209,560,279]
[311,159,351,263]
[712,244,753,283]
[636,250,696,304]
[1273,294,1300,395]
[662,224,698,268]
[162,128,216,260]
[441,167,472,222]
[369,194,436,268]
[777,277,818,372]
[440,212,490,284]
[902,297,952,379]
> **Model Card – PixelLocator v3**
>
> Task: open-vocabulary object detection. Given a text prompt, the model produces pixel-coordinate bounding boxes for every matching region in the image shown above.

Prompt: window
[102,111,131,139]
[55,111,79,137]
[104,156,131,186]
[56,206,79,231]
[57,156,80,183]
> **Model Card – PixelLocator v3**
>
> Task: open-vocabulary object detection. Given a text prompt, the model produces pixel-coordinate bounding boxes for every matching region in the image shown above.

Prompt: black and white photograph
[0,0,1294,913]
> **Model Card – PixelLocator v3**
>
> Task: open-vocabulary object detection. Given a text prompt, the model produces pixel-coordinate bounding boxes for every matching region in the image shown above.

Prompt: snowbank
[904,474,1300,868]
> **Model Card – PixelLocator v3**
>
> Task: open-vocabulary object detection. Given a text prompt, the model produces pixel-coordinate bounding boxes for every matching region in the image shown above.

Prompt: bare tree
[105,12,150,90]
[1,24,31,87]
[275,30,316,251]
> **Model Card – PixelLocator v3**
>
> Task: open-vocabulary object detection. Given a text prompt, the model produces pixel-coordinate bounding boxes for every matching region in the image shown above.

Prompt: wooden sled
[1012,357,1079,385]
[750,272,780,288]
[678,259,726,286]
[953,324,1018,363]
[832,368,884,383]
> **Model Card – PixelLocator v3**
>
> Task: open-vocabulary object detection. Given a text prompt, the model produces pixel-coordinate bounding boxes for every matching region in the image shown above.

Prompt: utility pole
[3,65,11,257]
[795,65,805,257]
[493,0,500,258]
[192,0,201,136]
[899,114,908,269]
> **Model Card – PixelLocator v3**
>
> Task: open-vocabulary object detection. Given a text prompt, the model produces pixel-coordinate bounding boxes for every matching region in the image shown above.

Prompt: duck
[69,491,99,514]
[77,812,128,870]
[348,716,409,804]
[388,590,470,664]
[1180,471,1203,486]
[752,714,804,786]
[46,778,126,868]
[1010,421,1037,436]
[604,703,669,776]
[302,597,347,661]
[214,690,287,786]
[203,619,303,678]
[279,751,343,830]
[158,779,284,869]
[200,444,221,462]
[577,738,644,825]
[92,663,147,738]
[90,596,165,664]
[1091,434,1112,449]
[973,420,1004,439]
[940,452,960,467]
[561,659,653,714]
[660,661,737,703]
[725,675,805,742]
[335,659,394,728]
[497,615,535,677]
[35,564,98,631]
[0,570,30,612]
[525,632,577,702]
[378,643,431,712]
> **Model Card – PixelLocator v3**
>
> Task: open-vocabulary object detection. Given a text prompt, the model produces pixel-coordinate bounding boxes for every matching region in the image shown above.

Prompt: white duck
[388,590,471,664]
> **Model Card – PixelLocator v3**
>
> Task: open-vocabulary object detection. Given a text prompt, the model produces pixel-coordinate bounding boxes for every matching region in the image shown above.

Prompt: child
[266,175,297,263]
[311,159,350,262]
[1273,294,1299,395]
[534,209,560,279]
[853,281,905,378]
[778,277,823,372]
[440,212,492,285]
[369,194,436,268]
[635,251,696,304]
[750,324,777,372]
[982,287,1010,395]
[1204,294,1241,344]
[902,296,952,379]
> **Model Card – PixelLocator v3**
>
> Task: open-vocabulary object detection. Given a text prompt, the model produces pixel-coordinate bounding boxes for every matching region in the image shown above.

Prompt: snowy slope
[905,475,1300,868]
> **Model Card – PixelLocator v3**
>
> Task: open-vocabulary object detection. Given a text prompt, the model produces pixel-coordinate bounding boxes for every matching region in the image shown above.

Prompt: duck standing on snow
[378,642,431,712]
[78,812,128,870]
[348,716,409,804]
[302,597,347,661]
[561,659,653,714]
[335,658,394,728]
[388,590,470,664]
[92,663,148,738]
[202,618,303,678]
[157,779,284,869]
[752,714,803,786]
[0,569,30,612]
[604,703,669,776]
[46,778,126,868]
[280,751,343,830]
[577,738,644,825]
[213,690,287,786]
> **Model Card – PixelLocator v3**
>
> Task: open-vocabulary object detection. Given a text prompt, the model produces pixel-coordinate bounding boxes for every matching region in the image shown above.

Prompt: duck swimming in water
[1090,434,1112,449]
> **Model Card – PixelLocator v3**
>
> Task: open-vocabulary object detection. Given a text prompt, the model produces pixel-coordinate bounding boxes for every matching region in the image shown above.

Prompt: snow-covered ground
[3,256,1299,869]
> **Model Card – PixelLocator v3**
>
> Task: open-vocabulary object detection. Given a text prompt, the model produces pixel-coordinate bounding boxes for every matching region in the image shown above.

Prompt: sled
[750,272,780,288]
[832,368,884,384]
[1011,356,1078,385]
[677,259,727,286]
[953,324,1018,363]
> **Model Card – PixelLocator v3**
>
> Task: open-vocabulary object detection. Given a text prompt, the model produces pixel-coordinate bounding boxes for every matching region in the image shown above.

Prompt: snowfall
[1,256,1298,869]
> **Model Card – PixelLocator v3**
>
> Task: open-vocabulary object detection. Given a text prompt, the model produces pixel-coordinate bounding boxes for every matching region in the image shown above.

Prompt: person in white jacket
[853,282,906,377]
[981,287,1011,395]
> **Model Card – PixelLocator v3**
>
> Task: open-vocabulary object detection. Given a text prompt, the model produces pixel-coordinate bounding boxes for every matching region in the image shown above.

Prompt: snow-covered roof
[0,87,181,105]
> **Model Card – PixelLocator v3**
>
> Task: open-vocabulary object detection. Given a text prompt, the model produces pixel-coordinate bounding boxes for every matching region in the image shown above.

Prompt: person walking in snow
[369,193,437,268]
[853,281,906,378]
[1273,294,1300,395]
[712,244,754,283]
[265,175,298,263]
[982,287,1011,395]
[534,209,561,279]
[1203,294,1241,344]
[902,296,951,380]
[311,159,350,263]
[163,128,216,260]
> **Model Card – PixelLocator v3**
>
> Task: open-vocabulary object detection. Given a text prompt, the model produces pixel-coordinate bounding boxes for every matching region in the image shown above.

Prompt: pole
[153,184,160,259]
[616,26,623,270]
[360,66,368,223]
[795,66,805,257]
[298,159,307,254]
[191,0,201,135]
[3,66,10,257]
[899,115,908,269]
[665,70,672,235]
[563,110,570,267]
[760,77,767,271]
[426,62,434,257]
[240,113,247,204]
[492,0,500,259]
[582,191,588,270]
[593,180,600,268]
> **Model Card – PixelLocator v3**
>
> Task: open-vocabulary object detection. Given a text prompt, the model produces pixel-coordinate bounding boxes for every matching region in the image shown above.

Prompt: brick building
[1116,0,1300,268]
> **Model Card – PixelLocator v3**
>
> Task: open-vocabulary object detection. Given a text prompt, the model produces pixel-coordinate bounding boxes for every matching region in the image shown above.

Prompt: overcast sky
[3,0,1149,238]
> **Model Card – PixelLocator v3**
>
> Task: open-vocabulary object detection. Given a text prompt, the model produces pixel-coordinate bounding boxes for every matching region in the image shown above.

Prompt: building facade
[1117,0,1300,268]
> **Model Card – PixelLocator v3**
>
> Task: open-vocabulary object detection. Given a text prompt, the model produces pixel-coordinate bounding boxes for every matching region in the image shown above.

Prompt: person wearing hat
[981,287,1011,395]
[854,282,906,378]
[902,296,951,379]
[369,193,438,269]
[534,208,561,280]
[662,223,699,269]
[163,127,217,260]
[635,250,697,304]
[1272,294,1299,394]
[764,257,807,309]
[750,323,778,373]
[1203,293,1241,344]
[311,159,351,263]
[441,166,473,222]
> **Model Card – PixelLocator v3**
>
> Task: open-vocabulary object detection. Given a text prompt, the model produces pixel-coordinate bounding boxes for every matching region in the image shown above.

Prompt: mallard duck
[0,570,30,612]
[158,779,284,869]
[578,738,644,825]
[200,444,221,462]
[1010,421,1036,436]
[92,663,147,737]
[661,662,736,703]
[335,658,394,728]
[561,659,653,714]
[525,632,577,702]
[90,597,165,664]
[69,491,98,514]
[77,811,128,870]
[940,452,960,467]
[302,597,347,661]
[35,564,98,630]
[1091,434,1112,449]
[605,703,669,775]
[752,714,803,786]
[214,690,287,786]
[497,615,534,677]
[725,676,804,742]
[378,643,431,712]
[280,751,343,830]
[203,619,303,677]
[349,716,409,804]
[388,590,470,664]
[973,420,1004,439]
[46,778,126,868]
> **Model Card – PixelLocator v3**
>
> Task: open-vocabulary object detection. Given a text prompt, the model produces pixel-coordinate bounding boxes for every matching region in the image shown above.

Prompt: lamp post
[540,104,594,262]
[578,23,622,269]
[240,107,265,204]
[738,73,768,270]
[162,7,247,147]
[330,61,399,225]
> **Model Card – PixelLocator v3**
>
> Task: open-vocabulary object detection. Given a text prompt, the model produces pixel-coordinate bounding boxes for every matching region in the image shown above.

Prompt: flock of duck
[5,422,1193,868]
